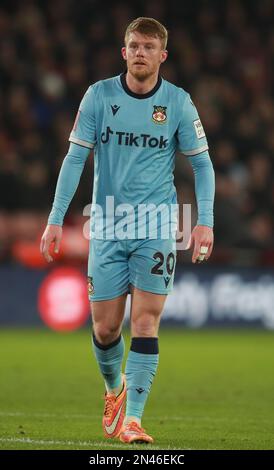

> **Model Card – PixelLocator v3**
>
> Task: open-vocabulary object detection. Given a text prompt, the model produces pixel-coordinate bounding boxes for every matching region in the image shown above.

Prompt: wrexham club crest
[87,276,94,296]
[152,105,167,124]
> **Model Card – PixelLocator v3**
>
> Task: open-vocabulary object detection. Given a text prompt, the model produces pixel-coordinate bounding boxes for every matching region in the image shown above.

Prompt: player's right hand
[40,224,63,263]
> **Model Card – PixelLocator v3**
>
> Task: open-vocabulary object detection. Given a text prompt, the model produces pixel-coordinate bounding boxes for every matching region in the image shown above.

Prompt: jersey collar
[120,71,162,99]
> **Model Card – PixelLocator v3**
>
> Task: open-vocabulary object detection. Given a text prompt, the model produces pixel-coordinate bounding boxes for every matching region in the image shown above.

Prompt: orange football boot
[119,421,154,444]
[102,374,126,438]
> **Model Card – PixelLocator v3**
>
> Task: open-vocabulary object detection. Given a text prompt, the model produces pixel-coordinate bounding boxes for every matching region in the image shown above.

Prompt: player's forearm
[48,142,90,226]
[188,150,215,228]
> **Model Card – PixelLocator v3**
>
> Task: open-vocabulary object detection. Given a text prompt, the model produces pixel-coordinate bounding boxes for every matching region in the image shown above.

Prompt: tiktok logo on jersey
[101,126,168,148]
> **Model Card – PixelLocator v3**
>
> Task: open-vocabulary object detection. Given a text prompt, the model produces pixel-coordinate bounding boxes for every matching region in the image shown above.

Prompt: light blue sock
[125,337,159,421]
[92,334,125,391]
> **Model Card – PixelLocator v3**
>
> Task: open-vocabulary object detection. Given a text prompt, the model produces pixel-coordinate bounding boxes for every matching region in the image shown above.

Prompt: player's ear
[160,50,168,63]
[121,47,127,61]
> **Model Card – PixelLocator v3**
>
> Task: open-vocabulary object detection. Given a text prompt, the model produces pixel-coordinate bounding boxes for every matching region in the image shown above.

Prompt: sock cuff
[130,337,159,354]
[92,333,122,351]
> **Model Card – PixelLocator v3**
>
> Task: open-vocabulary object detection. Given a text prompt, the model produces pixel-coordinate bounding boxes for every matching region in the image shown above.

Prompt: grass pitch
[0,328,274,450]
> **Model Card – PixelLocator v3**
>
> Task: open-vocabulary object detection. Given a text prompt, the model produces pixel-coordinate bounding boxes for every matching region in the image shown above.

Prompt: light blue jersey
[69,73,209,239]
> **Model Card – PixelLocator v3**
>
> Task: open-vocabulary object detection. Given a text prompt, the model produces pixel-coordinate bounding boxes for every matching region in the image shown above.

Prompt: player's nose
[136,47,144,56]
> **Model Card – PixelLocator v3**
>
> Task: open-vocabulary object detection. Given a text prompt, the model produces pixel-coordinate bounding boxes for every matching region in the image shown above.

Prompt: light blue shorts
[87,238,177,301]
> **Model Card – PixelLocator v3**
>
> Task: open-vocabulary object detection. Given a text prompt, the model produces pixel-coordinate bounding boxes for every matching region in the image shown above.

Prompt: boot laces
[126,421,145,433]
[103,393,116,418]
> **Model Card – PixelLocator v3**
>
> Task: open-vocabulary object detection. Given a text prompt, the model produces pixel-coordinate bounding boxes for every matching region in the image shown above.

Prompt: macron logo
[111,105,120,116]
[136,388,145,394]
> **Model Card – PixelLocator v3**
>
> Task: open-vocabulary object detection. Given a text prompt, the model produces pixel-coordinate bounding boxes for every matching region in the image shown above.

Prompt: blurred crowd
[0,0,274,266]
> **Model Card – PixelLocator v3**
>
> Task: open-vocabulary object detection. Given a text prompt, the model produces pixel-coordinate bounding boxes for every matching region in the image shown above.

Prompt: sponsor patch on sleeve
[193,119,205,139]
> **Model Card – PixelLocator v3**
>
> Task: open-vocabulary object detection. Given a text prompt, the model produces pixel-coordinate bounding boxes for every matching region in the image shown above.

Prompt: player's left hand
[188,225,214,264]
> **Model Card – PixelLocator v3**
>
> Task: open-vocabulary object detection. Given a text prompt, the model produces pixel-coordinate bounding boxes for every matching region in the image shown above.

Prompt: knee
[93,321,121,346]
[132,312,160,337]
